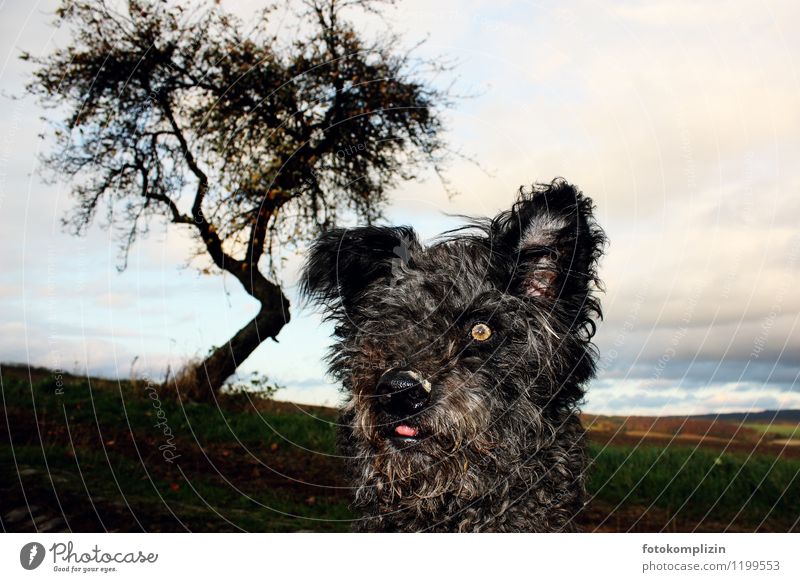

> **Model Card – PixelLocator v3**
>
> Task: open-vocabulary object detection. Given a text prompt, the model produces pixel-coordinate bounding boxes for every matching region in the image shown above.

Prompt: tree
[24,0,454,399]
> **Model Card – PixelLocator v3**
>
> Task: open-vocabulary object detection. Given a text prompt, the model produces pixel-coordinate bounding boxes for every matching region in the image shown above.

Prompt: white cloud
[588,379,800,416]
[2,0,799,413]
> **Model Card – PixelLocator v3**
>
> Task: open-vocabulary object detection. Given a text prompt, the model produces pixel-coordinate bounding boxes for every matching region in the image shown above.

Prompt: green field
[2,365,799,532]
[744,422,800,439]
[588,444,800,529]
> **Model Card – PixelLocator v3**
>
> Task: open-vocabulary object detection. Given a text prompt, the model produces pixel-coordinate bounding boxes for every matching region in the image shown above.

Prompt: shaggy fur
[301,179,606,532]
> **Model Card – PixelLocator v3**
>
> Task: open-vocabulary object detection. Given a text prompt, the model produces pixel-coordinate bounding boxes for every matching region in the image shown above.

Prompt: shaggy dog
[301,179,605,532]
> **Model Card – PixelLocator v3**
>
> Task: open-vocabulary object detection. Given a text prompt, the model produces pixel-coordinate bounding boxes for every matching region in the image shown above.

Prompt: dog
[301,179,605,532]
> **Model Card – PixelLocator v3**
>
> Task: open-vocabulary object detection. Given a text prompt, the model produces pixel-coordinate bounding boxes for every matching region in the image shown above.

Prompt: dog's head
[301,179,605,507]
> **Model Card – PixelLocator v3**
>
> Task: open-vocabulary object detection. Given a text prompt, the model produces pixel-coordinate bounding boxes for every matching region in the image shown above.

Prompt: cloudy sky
[1,0,798,414]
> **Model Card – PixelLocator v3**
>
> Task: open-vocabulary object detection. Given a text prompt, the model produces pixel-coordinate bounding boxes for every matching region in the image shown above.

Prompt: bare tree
[24,0,454,398]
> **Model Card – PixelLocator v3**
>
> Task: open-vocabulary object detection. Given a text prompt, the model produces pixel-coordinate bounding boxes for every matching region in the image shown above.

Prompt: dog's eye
[470,323,492,342]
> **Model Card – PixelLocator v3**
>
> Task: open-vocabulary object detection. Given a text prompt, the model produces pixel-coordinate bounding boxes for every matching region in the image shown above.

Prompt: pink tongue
[395,424,419,437]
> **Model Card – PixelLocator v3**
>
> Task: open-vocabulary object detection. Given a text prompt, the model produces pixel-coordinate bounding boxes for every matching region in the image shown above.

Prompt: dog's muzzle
[375,367,432,419]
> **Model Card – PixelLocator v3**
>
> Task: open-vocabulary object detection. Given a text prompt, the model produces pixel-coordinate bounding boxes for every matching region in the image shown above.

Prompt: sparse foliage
[25,0,455,398]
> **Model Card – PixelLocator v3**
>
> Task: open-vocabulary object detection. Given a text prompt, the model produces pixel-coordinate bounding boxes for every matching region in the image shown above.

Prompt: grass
[1,367,349,531]
[2,364,800,531]
[7,370,337,452]
[588,444,800,529]
[2,444,352,532]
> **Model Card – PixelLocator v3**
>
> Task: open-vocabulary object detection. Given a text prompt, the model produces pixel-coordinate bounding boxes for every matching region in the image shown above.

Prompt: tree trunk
[184,275,290,401]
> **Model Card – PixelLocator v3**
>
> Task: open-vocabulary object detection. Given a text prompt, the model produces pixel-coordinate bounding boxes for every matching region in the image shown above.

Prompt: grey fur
[301,179,606,532]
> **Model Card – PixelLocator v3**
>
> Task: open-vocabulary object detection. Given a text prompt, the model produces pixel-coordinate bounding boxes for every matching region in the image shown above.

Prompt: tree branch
[159,96,208,223]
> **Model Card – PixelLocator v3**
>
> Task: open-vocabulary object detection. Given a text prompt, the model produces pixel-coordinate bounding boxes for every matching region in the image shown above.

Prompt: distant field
[584,413,800,450]
[744,423,800,438]
[2,364,799,532]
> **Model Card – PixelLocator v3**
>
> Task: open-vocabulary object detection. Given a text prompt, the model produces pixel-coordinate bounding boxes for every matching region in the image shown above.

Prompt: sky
[1,0,798,415]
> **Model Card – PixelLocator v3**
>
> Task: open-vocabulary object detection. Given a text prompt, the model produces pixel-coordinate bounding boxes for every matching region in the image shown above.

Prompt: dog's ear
[492,179,606,324]
[300,225,419,312]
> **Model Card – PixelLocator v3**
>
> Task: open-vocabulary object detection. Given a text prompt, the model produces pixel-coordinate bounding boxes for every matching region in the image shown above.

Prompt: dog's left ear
[493,179,606,323]
[300,225,420,314]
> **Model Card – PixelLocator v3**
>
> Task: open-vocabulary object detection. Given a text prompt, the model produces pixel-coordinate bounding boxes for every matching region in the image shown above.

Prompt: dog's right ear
[489,179,606,337]
[300,226,420,312]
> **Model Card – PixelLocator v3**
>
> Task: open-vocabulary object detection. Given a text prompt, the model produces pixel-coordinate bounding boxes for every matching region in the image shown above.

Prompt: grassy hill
[2,364,799,532]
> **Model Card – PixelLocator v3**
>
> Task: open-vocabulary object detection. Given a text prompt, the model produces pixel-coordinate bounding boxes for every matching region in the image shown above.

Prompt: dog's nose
[375,368,432,417]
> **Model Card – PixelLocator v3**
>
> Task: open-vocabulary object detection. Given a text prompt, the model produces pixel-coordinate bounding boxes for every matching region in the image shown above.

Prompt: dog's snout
[375,368,431,417]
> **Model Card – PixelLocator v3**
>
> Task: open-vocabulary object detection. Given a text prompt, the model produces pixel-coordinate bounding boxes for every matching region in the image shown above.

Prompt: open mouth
[387,423,422,444]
